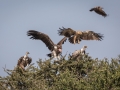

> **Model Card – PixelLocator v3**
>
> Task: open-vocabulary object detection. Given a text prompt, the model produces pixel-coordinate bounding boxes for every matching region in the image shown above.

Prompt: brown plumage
[89,6,108,17]
[27,30,67,59]
[58,27,104,44]
[17,53,32,70]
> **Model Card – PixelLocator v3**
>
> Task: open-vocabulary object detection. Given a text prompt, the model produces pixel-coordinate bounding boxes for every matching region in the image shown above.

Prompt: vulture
[17,52,32,70]
[89,6,108,17]
[72,46,87,57]
[58,27,104,44]
[27,30,67,60]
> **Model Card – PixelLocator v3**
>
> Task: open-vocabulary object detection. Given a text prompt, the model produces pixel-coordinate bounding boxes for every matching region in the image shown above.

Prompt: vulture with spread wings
[58,27,104,44]
[89,6,108,17]
[27,30,67,60]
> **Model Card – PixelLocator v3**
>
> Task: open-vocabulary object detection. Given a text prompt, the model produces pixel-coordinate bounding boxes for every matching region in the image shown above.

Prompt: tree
[0,54,120,90]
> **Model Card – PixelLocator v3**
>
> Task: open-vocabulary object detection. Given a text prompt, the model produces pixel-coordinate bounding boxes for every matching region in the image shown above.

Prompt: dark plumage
[90,6,108,17]
[58,27,104,44]
[17,52,32,70]
[27,30,67,59]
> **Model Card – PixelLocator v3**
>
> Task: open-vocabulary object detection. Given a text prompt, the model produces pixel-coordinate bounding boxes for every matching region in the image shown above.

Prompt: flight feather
[58,27,104,44]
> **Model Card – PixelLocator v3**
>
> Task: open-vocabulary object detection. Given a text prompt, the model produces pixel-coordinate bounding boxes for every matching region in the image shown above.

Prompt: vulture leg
[52,50,57,59]
[20,64,25,70]
[73,35,77,44]
[77,39,80,44]
[26,63,29,67]
[57,55,60,60]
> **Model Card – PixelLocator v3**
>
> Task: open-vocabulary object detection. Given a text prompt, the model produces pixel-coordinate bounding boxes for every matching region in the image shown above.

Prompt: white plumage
[72,46,87,57]
[23,52,29,61]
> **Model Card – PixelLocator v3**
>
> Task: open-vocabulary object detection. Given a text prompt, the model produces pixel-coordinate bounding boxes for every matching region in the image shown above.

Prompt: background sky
[0,0,120,77]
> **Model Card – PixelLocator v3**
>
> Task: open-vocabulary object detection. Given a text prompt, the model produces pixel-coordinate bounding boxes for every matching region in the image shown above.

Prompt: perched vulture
[72,46,87,57]
[17,52,32,70]
[58,27,104,44]
[27,30,67,60]
[89,6,108,17]
[69,46,87,60]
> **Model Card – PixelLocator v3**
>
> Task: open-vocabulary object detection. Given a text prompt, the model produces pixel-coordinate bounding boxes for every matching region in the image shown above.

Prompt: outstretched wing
[81,31,104,41]
[27,30,55,51]
[89,8,95,11]
[57,36,67,46]
[58,27,76,37]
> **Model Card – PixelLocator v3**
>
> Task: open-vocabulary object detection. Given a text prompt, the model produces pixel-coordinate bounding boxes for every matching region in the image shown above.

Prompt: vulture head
[26,52,30,54]
[83,45,87,49]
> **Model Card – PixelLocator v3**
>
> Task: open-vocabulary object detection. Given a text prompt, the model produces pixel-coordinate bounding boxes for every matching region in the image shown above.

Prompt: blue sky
[0,0,120,76]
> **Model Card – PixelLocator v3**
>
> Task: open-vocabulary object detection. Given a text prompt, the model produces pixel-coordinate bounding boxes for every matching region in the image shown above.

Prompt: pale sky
[0,0,120,76]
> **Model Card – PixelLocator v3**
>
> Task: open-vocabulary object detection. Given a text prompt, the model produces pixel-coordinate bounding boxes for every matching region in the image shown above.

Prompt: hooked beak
[58,49,62,52]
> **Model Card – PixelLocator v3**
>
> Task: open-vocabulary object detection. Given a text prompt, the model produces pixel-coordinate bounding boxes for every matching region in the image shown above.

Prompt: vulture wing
[58,27,76,37]
[27,30,55,51]
[96,8,108,17]
[89,8,95,11]
[17,56,24,66]
[27,57,32,64]
[81,31,104,41]
[57,36,67,46]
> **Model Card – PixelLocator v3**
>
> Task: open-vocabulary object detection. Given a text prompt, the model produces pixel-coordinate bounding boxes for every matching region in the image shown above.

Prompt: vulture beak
[27,52,30,54]
[58,49,62,52]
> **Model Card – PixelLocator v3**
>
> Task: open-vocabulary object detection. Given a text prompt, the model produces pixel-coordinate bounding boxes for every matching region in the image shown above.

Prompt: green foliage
[0,54,120,90]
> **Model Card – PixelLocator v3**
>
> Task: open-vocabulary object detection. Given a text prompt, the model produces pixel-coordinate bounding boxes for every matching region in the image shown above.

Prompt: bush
[0,54,120,90]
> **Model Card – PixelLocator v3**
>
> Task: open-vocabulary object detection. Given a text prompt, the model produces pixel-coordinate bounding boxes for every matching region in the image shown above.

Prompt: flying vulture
[58,27,104,44]
[27,30,67,60]
[17,52,32,70]
[72,45,87,57]
[89,6,108,17]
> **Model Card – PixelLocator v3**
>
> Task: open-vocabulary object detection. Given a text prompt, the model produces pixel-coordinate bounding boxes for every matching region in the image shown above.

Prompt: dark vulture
[17,52,32,70]
[89,6,108,17]
[58,27,104,44]
[27,30,67,60]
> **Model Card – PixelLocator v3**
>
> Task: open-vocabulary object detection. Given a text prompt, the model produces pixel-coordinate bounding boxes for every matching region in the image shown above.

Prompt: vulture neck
[81,47,86,53]
[23,53,29,60]
[81,47,86,52]
[80,46,87,55]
